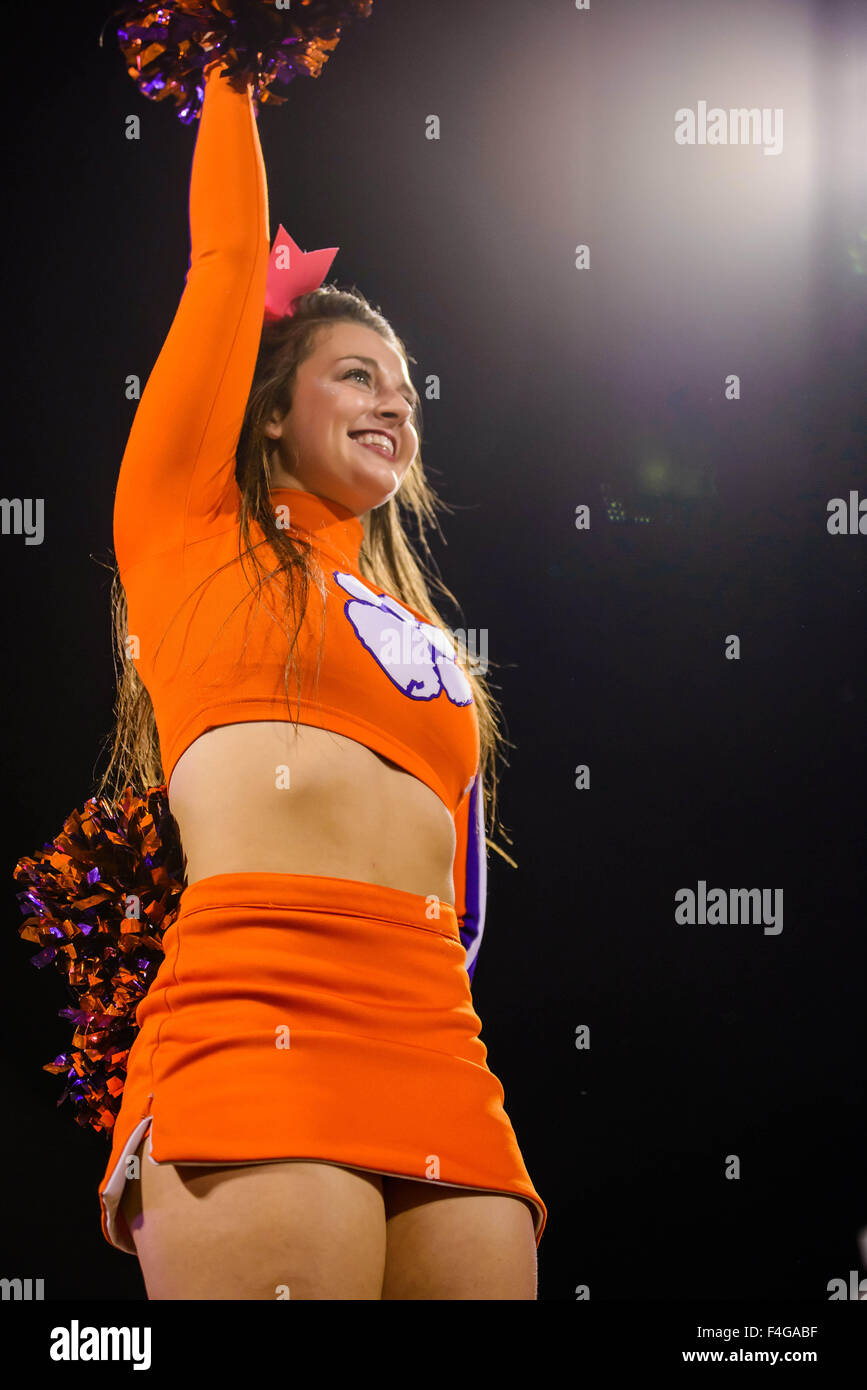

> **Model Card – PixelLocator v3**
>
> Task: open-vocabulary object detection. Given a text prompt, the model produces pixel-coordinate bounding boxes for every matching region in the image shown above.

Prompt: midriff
[166,720,457,904]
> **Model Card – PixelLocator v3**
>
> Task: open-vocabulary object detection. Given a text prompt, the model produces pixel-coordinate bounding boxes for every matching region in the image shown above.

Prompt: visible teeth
[352,432,394,456]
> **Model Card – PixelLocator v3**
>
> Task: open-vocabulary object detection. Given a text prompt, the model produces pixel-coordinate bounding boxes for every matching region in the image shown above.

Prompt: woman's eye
[345,367,370,385]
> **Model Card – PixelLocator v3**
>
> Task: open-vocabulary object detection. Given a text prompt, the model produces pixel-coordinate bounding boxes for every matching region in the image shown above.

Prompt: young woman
[96,58,546,1300]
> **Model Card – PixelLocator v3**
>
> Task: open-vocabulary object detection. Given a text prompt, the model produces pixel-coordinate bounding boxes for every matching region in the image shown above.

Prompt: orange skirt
[98,871,547,1252]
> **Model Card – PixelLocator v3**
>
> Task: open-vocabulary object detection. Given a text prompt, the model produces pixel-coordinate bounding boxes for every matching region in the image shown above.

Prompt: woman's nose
[377,392,413,424]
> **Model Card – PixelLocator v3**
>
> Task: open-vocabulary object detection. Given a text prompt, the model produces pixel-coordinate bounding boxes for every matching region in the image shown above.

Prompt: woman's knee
[125,1149,388,1299]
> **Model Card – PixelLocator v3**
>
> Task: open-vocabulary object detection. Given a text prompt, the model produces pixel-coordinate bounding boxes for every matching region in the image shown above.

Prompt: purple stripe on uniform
[459,772,487,981]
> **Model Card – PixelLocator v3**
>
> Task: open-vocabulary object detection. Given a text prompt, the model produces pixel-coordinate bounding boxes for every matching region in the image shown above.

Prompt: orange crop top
[112,64,488,979]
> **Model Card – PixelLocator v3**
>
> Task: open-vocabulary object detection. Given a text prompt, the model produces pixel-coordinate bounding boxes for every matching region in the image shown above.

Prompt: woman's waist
[134,868,467,1032]
[168,722,458,905]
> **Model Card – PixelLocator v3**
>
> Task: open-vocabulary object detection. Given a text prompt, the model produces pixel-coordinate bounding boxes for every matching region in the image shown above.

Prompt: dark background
[3,0,864,1301]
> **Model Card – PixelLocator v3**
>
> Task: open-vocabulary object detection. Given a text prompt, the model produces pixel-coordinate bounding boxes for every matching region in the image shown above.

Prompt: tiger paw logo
[333,572,472,705]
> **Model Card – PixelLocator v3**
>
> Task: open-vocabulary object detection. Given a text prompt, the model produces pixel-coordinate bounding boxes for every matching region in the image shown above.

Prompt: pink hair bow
[264,225,339,322]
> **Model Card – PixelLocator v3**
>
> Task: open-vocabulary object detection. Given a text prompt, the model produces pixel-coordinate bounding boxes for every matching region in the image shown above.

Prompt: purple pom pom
[102,0,374,122]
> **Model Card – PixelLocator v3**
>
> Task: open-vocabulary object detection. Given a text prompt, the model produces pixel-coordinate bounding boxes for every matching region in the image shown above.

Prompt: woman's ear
[263,409,286,441]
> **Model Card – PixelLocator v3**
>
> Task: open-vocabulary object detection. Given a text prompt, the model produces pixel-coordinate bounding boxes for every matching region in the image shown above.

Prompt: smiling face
[264,320,420,518]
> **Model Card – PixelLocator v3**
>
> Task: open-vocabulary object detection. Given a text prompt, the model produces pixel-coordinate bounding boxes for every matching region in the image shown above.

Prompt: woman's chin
[340,460,401,510]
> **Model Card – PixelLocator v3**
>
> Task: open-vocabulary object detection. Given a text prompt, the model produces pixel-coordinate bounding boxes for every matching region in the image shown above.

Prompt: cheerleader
[25,5,546,1300]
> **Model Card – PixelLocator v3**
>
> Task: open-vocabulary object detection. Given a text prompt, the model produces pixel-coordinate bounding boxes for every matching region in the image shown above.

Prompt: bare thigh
[119,1133,387,1300]
[381,1177,538,1300]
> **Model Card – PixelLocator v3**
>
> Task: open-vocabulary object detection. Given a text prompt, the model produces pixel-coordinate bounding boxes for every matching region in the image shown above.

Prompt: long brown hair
[95,285,516,865]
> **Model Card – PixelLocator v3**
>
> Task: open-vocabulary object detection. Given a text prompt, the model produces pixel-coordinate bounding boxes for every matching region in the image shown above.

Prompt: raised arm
[113,61,271,575]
